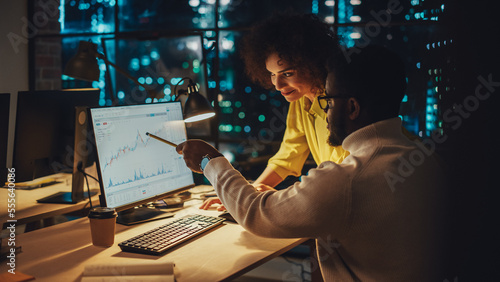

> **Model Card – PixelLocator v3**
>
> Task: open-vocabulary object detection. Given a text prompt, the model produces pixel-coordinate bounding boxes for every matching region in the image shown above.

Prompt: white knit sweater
[204,118,447,281]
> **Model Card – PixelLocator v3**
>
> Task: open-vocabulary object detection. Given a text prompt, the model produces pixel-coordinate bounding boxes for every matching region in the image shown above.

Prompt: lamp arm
[96,53,155,99]
[173,77,193,101]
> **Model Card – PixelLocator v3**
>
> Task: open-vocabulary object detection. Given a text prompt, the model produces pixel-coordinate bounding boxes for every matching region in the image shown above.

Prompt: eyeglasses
[317,95,349,113]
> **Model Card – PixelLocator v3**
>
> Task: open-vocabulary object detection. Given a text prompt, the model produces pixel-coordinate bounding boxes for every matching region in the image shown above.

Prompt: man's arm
[204,157,350,239]
[176,140,349,239]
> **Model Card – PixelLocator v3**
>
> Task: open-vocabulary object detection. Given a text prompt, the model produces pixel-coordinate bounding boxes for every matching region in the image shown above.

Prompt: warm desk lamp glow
[174,78,216,123]
[180,80,216,123]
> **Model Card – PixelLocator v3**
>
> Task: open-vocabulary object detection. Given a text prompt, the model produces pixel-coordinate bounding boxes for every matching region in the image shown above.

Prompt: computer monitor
[1,93,10,184]
[10,89,100,202]
[89,102,195,225]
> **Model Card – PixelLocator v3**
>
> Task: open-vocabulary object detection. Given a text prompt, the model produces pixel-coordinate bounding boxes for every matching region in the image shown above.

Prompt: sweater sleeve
[267,101,311,178]
[204,157,351,239]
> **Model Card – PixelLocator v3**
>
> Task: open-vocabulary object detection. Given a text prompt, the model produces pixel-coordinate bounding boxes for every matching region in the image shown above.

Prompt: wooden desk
[0,173,100,229]
[0,204,307,281]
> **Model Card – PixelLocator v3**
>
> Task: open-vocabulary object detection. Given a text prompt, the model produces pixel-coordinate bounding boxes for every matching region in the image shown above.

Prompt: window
[31,0,452,152]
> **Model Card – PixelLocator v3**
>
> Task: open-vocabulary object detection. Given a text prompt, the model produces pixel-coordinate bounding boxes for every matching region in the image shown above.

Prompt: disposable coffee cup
[88,207,117,247]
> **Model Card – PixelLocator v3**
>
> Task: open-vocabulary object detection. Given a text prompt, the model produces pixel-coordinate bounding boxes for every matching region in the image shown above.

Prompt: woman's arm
[252,166,284,188]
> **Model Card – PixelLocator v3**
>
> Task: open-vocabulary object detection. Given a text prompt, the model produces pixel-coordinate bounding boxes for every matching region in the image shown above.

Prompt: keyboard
[118,214,225,255]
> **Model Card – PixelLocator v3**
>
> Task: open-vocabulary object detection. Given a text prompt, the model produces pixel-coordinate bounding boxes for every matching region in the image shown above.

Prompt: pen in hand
[146,132,177,147]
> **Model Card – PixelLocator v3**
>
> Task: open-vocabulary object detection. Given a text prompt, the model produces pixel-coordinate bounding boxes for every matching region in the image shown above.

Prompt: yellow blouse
[267,95,349,179]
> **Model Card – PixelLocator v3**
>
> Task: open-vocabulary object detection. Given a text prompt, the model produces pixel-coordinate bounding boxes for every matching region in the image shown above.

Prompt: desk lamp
[64,40,154,100]
[64,41,215,123]
[174,77,216,123]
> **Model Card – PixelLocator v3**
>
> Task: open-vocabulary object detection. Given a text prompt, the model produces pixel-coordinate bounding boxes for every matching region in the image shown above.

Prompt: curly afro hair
[240,13,339,92]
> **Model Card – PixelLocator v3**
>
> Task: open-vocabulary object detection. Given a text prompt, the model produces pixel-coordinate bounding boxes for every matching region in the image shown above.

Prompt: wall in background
[0,0,29,169]
[1,0,29,94]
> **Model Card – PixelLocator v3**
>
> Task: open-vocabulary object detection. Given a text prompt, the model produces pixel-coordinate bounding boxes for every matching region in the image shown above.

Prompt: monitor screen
[89,102,194,223]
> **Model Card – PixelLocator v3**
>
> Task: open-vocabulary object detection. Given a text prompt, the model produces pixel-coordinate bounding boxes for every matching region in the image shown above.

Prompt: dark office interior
[1,0,499,280]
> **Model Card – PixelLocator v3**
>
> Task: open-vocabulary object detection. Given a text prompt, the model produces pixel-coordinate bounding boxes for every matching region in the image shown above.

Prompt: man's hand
[199,183,274,211]
[176,139,223,174]
[199,197,226,211]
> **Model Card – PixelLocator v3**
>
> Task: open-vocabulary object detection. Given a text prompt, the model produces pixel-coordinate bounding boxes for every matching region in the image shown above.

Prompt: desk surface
[0,173,100,228]
[0,204,306,282]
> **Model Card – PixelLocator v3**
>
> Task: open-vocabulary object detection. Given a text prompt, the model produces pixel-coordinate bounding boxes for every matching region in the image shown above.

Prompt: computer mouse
[218,211,237,224]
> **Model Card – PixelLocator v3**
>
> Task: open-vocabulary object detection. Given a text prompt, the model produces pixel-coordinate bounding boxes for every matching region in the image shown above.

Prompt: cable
[83,171,93,209]
[84,172,99,183]
[282,256,311,282]
[77,161,99,182]
[173,77,193,101]
[77,161,94,209]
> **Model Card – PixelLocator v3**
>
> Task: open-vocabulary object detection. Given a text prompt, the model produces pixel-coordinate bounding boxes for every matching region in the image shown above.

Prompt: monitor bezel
[88,101,195,213]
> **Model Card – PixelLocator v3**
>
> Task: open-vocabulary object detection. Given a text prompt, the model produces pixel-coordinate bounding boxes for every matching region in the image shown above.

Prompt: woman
[201,13,348,210]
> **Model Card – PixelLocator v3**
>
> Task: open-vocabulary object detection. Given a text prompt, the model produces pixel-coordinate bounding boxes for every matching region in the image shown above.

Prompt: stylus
[146,132,178,147]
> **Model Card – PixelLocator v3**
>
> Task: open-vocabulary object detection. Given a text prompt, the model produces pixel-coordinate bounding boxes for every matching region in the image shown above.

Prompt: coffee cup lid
[88,207,117,219]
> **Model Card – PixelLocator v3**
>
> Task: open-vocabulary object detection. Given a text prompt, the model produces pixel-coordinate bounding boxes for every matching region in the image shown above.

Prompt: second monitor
[11,89,101,203]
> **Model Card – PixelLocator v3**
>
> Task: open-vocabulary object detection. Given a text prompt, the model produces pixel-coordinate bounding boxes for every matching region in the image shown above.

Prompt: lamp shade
[63,41,100,82]
[183,91,216,123]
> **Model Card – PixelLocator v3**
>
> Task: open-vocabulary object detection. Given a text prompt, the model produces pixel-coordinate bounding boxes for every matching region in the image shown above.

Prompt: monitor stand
[36,190,98,204]
[117,207,175,226]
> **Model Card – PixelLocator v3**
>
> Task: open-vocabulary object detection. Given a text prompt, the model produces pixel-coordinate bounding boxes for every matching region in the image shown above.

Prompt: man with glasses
[176,45,448,281]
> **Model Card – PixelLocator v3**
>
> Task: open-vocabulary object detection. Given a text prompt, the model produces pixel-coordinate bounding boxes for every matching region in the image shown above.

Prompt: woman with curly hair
[237,13,349,190]
[200,13,348,211]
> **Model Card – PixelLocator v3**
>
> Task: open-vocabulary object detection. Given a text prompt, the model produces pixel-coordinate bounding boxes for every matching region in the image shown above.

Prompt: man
[176,45,448,281]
